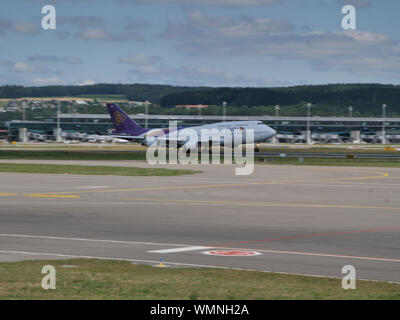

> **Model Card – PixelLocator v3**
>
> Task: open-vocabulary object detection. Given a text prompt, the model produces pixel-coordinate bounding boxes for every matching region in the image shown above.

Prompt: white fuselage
[143,121,276,148]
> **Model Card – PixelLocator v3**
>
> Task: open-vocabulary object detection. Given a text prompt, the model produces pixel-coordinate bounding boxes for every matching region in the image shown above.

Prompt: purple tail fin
[106,103,146,135]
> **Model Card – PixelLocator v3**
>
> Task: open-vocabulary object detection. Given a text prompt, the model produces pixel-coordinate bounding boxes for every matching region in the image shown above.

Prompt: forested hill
[159,84,400,110]
[1,83,399,115]
[0,84,210,104]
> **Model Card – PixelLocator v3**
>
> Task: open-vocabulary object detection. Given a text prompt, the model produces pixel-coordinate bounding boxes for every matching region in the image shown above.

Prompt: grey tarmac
[0,161,399,283]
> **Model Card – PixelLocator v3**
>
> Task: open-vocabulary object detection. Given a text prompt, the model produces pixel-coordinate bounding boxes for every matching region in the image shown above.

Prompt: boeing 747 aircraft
[106,103,276,151]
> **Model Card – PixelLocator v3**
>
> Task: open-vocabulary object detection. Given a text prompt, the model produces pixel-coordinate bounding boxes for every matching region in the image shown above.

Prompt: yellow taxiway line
[25,194,81,198]
[0,193,80,198]
[120,197,400,211]
[0,169,390,199]
[7,170,388,196]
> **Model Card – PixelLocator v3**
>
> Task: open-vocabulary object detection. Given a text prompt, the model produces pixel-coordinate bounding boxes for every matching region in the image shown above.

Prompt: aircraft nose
[267,126,277,137]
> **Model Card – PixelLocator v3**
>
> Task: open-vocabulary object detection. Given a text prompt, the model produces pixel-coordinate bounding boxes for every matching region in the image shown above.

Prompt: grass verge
[2,150,400,168]
[0,259,399,300]
[0,150,147,161]
[0,163,198,176]
[257,157,400,168]
[259,146,400,154]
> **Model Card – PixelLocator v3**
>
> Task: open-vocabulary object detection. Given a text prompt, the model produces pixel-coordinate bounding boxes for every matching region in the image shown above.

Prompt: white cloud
[134,65,161,74]
[77,80,96,85]
[0,19,39,35]
[32,77,63,86]
[186,10,293,34]
[115,0,283,7]
[0,60,12,66]
[160,10,400,78]
[128,62,276,86]
[162,11,294,45]
[12,21,39,34]
[28,55,82,64]
[121,54,163,78]
[76,28,143,41]
[181,67,245,85]
[200,0,283,6]
[58,16,105,27]
[78,28,109,40]
[337,0,371,9]
[57,16,144,42]
[118,54,160,65]
[11,62,40,73]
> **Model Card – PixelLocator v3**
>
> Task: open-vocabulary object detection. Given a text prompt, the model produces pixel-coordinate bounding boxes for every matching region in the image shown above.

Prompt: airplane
[106,103,276,152]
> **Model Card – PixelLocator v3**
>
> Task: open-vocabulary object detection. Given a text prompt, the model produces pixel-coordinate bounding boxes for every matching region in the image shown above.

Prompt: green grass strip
[0,163,198,176]
[257,157,400,168]
[0,150,147,161]
[0,259,399,300]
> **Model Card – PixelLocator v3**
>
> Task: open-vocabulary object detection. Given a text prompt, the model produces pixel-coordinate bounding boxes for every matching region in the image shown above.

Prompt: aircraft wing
[157,135,221,145]
[111,134,146,142]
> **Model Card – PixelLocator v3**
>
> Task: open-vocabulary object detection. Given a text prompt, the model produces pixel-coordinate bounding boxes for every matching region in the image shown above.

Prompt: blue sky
[0,0,399,87]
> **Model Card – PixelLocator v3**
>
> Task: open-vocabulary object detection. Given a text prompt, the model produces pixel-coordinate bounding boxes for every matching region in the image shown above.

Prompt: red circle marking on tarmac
[203,250,262,256]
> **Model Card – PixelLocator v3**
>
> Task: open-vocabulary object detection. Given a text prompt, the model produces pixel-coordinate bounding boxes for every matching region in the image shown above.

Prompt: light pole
[222,101,227,122]
[274,105,280,117]
[274,105,280,126]
[22,105,26,121]
[56,101,61,142]
[382,104,387,144]
[145,101,149,129]
[57,102,60,132]
[306,103,312,144]
[348,106,353,118]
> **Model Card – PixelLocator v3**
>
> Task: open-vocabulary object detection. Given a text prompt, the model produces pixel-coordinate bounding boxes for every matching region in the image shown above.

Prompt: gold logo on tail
[114,111,126,126]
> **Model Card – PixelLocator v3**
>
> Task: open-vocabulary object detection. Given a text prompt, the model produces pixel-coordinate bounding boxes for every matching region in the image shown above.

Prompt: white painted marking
[212,246,400,263]
[203,250,262,256]
[148,246,209,253]
[0,233,188,247]
[0,250,223,268]
[2,234,399,263]
[0,250,398,284]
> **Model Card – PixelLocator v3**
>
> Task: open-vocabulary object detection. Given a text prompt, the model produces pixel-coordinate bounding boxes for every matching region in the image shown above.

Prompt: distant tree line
[1,83,399,117]
[0,84,210,105]
[160,84,400,116]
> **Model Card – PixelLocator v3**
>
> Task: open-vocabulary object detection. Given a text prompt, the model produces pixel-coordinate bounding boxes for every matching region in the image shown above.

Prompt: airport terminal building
[6,114,400,143]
